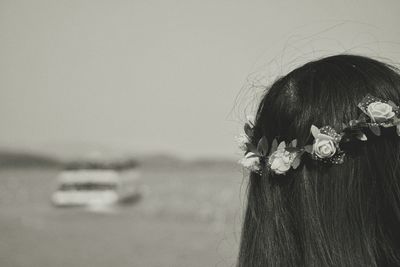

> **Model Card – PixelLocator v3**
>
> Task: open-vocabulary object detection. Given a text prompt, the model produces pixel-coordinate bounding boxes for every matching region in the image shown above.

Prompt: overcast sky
[1,0,400,159]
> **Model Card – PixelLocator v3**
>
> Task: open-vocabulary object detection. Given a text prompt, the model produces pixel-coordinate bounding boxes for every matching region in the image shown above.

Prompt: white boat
[52,167,142,207]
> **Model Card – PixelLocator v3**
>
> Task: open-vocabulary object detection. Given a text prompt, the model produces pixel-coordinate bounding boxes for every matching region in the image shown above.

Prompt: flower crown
[237,94,400,175]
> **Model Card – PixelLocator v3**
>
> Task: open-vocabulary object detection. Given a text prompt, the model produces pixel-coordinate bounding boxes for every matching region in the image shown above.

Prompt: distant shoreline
[0,150,238,170]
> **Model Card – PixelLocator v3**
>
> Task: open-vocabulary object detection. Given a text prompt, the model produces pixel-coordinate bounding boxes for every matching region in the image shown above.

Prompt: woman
[238,54,400,266]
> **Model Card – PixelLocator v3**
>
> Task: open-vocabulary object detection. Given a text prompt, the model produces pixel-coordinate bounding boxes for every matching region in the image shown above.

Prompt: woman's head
[238,54,400,266]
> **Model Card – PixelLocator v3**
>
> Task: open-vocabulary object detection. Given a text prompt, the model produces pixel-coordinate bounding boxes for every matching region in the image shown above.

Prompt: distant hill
[0,150,62,168]
[0,150,237,171]
[138,154,238,170]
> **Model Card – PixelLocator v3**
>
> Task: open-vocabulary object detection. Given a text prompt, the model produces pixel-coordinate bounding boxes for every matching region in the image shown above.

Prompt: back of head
[238,54,400,267]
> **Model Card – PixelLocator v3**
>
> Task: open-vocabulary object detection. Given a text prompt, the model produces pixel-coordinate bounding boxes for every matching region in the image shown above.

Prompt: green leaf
[244,123,253,137]
[285,147,299,153]
[270,138,278,154]
[310,125,320,138]
[357,113,367,122]
[245,142,258,154]
[245,151,259,158]
[369,124,381,136]
[304,144,313,153]
[356,132,367,141]
[257,136,269,156]
[291,155,301,169]
[291,139,298,147]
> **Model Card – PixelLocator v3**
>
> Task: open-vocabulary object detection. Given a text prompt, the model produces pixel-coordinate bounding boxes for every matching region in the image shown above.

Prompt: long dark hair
[238,54,400,266]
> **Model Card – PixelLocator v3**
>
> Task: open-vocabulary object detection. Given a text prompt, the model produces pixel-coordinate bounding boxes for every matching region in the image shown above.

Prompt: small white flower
[313,138,336,158]
[310,125,338,159]
[267,142,297,175]
[238,152,260,171]
[367,101,395,122]
[235,133,249,151]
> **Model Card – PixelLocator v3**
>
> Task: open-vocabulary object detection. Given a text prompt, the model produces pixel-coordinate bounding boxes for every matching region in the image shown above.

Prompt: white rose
[367,101,395,122]
[313,139,336,158]
[268,149,297,175]
[239,152,260,171]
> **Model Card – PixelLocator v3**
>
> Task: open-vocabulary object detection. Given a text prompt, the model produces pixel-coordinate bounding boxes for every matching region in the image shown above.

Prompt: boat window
[58,183,117,191]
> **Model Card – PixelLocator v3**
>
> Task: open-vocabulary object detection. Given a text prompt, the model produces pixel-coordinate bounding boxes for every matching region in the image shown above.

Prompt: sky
[1,0,400,159]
